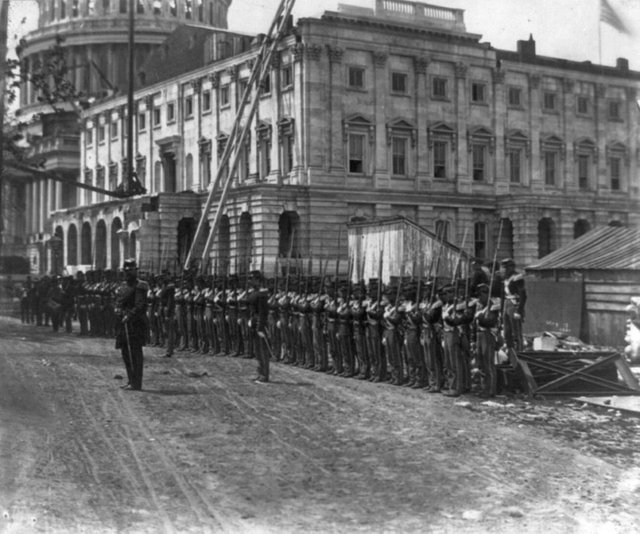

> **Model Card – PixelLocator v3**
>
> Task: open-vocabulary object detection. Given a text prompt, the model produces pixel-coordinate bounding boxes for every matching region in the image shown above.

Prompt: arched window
[218,215,231,275]
[278,211,300,258]
[573,219,591,239]
[67,224,78,266]
[95,220,107,269]
[81,221,92,265]
[538,218,556,258]
[238,212,253,274]
[111,218,123,269]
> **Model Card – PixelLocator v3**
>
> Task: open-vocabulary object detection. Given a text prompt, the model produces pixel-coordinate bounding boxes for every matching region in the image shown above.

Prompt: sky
[7,0,640,69]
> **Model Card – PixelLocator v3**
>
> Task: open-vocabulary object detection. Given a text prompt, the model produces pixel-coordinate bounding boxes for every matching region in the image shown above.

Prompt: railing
[376,0,465,28]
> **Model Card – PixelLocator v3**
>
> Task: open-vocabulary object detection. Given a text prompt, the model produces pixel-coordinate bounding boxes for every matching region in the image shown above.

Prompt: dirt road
[1,316,639,533]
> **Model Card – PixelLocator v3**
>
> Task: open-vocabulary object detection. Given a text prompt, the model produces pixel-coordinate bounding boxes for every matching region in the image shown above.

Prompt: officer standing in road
[114,259,149,391]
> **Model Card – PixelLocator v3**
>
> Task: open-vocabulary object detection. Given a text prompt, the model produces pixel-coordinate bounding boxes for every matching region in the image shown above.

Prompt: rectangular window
[137,0,144,13]
[472,144,485,181]
[508,149,521,183]
[202,90,211,111]
[508,87,522,107]
[543,91,557,111]
[577,96,589,115]
[261,73,271,95]
[239,79,250,103]
[391,137,407,176]
[220,85,230,107]
[185,96,193,117]
[608,101,621,120]
[119,0,126,13]
[544,151,556,185]
[348,67,365,89]
[432,77,447,99]
[281,65,293,89]
[259,140,270,179]
[282,135,294,174]
[86,129,94,146]
[391,72,408,94]
[138,112,146,131]
[153,108,161,127]
[167,102,175,122]
[474,222,487,260]
[110,122,118,139]
[471,82,486,103]
[153,0,161,14]
[72,0,79,17]
[433,140,447,178]
[98,125,106,143]
[578,154,589,189]
[435,220,449,241]
[610,157,621,190]
[348,134,365,174]
[60,0,66,17]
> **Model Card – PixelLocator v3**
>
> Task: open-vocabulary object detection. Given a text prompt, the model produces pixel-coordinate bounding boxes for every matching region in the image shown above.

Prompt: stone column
[372,51,389,189]
[414,56,429,189]
[528,73,543,193]
[492,68,507,194]
[454,62,470,193]
[326,45,344,174]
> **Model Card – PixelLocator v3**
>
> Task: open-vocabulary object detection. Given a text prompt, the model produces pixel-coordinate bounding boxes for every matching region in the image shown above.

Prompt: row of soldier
[20,257,526,397]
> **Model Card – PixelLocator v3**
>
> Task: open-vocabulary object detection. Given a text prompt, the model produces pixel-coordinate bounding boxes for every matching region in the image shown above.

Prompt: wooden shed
[526,226,640,348]
[347,216,470,284]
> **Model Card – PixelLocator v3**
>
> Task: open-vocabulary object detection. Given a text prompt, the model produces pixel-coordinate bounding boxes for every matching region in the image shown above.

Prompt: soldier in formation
[21,254,526,398]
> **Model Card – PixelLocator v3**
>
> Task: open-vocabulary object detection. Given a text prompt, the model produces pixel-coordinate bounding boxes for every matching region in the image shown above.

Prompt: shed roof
[526,226,640,271]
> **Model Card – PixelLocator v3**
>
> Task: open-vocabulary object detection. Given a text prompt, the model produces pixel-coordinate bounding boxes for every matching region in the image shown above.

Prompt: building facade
[27,0,640,275]
[9,0,231,274]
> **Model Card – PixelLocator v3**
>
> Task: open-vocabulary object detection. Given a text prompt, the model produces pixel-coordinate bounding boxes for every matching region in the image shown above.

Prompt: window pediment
[428,122,457,151]
[505,130,531,157]
[468,126,495,153]
[574,137,598,162]
[386,118,417,147]
[607,141,629,165]
[540,134,565,159]
[343,114,375,144]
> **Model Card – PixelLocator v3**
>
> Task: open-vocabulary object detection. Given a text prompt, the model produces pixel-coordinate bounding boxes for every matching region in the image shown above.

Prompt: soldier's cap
[123,258,137,271]
[477,283,490,292]
[440,283,455,293]
[501,258,516,267]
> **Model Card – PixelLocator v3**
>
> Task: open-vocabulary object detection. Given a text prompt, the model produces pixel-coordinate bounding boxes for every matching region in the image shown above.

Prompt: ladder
[183,0,297,273]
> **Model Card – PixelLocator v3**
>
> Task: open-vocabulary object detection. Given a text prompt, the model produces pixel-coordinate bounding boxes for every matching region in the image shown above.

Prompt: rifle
[416,255,423,304]
[451,228,469,305]
[346,255,353,301]
[487,218,505,312]
[334,225,342,296]
[376,250,383,304]
[305,255,312,295]
[284,229,296,294]
[274,256,279,293]
[429,225,445,303]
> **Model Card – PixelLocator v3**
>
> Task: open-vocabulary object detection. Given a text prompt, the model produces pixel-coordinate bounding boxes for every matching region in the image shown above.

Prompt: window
[281,65,293,89]
[167,102,175,123]
[508,148,522,183]
[153,0,161,14]
[435,220,449,241]
[60,0,66,17]
[433,140,447,178]
[72,0,79,17]
[391,72,408,94]
[86,129,94,146]
[391,137,407,176]
[138,112,146,131]
[577,154,589,189]
[98,125,106,143]
[508,87,522,107]
[185,0,192,18]
[577,96,589,115]
[608,101,622,121]
[432,77,448,99]
[185,96,193,118]
[119,0,126,13]
[169,0,176,16]
[282,135,293,174]
[471,82,486,103]
[261,73,271,95]
[610,157,621,190]
[348,134,365,174]
[110,122,118,139]
[256,123,271,180]
[348,67,365,89]
[544,151,557,185]
[543,91,557,111]
[472,144,486,181]
[202,90,211,112]
[239,79,250,103]
[136,0,144,13]
[474,222,487,259]
[220,85,230,107]
[152,108,161,127]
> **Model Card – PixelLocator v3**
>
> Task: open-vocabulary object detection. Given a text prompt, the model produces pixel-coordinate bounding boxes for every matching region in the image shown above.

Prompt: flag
[600,0,631,34]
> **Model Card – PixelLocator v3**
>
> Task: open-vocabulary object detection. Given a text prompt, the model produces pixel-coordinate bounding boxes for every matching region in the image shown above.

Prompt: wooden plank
[586,293,635,304]
[585,284,640,294]
[614,358,640,391]
[516,359,537,398]
[586,303,628,312]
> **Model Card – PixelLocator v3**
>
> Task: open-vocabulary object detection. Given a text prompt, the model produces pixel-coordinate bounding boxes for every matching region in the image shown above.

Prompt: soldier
[20,277,31,324]
[501,258,527,353]
[365,278,385,383]
[214,276,229,355]
[325,281,341,375]
[420,281,444,393]
[203,275,217,355]
[114,259,148,391]
[267,277,282,361]
[175,276,187,350]
[351,280,369,380]
[76,271,89,336]
[47,276,64,333]
[248,270,270,383]
[336,282,354,377]
[61,276,76,333]
[400,281,423,388]
[237,276,253,359]
[441,283,473,397]
[382,284,403,385]
[226,275,241,356]
[194,276,207,354]
[471,283,502,398]
[310,278,328,371]
[160,273,176,358]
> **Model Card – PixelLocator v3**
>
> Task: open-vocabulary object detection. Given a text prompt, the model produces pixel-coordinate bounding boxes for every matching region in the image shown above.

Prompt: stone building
[10,0,231,274]
[27,0,640,274]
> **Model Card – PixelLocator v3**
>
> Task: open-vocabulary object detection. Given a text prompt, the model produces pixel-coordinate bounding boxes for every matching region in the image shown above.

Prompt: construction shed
[347,216,470,284]
[525,226,640,348]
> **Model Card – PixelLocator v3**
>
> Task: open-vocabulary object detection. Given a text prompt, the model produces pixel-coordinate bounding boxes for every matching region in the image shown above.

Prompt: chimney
[616,57,629,71]
[517,34,536,59]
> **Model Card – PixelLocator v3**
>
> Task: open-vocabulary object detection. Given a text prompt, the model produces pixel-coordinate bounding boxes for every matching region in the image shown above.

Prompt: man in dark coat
[114,259,148,391]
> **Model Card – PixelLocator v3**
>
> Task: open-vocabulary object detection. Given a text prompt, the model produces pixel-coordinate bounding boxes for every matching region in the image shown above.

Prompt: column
[326,45,344,174]
[414,56,429,189]
[528,73,543,193]
[372,51,389,189]
[492,68,508,194]
[454,62,470,193]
